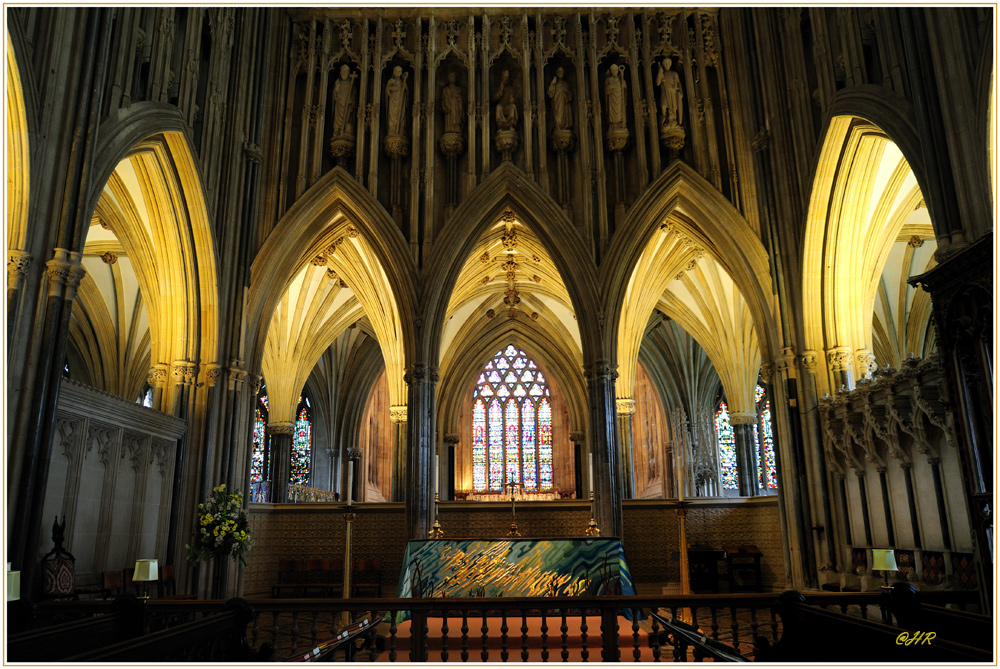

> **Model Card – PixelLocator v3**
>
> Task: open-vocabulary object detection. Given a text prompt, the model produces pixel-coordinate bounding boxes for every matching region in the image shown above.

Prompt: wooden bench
[755,591,992,662]
[7,595,144,661]
[272,558,345,598]
[64,598,264,662]
[884,583,992,651]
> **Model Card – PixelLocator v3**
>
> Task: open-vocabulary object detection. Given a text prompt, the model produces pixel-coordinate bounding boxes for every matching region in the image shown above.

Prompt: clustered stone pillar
[730,411,758,497]
[404,364,438,539]
[346,447,363,504]
[584,361,622,539]
[267,422,294,503]
[615,399,636,499]
[389,406,407,503]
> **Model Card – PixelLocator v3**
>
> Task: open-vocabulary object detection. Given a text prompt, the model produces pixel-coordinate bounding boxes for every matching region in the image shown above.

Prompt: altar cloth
[395,537,637,599]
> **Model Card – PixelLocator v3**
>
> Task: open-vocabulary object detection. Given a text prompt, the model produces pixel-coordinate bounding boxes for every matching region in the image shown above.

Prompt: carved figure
[656,57,683,127]
[441,72,464,134]
[494,69,518,129]
[330,64,358,138]
[547,66,573,131]
[604,64,627,130]
[385,65,409,137]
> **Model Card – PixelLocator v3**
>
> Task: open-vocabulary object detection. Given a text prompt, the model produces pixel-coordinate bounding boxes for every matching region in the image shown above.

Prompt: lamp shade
[133,559,159,582]
[7,563,20,601]
[871,549,897,572]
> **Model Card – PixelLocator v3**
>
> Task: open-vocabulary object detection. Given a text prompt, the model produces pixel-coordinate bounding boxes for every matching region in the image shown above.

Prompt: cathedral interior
[4,5,995,659]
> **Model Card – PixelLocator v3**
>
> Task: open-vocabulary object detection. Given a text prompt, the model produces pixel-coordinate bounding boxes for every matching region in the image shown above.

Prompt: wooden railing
[11,589,982,662]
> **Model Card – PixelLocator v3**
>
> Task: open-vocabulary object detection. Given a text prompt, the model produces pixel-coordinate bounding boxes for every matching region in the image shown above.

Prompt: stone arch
[84,115,220,408]
[247,168,418,408]
[6,34,32,254]
[802,115,935,394]
[423,162,601,364]
[604,161,775,405]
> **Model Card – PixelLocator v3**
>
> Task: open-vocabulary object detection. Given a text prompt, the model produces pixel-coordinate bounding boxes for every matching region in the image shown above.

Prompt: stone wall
[39,379,185,587]
[243,496,784,596]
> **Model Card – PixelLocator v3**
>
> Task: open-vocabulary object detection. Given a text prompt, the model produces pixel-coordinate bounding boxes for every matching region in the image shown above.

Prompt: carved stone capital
[404,364,438,384]
[8,250,32,279]
[569,431,586,443]
[855,349,877,379]
[390,405,408,423]
[729,411,756,425]
[247,373,262,396]
[203,363,224,387]
[826,346,853,372]
[583,360,618,382]
[171,360,197,385]
[347,446,363,461]
[616,399,636,415]
[799,350,819,373]
[148,364,170,388]
[46,252,87,292]
[759,363,773,384]
[268,421,295,436]
[443,433,460,444]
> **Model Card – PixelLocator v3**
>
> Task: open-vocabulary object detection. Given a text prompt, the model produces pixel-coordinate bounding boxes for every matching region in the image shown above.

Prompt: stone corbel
[616,399,636,416]
[390,405,408,423]
[147,364,170,389]
[171,360,197,386]
[202,363,223,388]
[7,249,32,291]
[728,411,756,425]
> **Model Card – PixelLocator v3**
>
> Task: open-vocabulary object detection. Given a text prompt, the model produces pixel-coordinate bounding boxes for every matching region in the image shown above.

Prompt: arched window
[756,385,778,490]
[715,400,738,490]
[472,345,553,492]
[251,394,269,484]
[291,397,312,486]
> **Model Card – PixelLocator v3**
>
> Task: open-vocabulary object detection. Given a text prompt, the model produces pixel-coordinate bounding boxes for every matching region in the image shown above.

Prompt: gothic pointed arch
[81,127,220,410]
[247,167,418,410]
[606,161,774,406]
[422,162,601,363]
[803,116,937,394]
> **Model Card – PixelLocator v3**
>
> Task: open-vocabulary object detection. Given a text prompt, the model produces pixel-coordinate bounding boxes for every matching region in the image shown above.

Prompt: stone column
[730,411,758,497]
[899,461,922,548]
[268,422,294,503]
[347,447,363,504]
[616,399,636,499]
[584,361,622,539]
[926,455,952,550]
[6,250,32,345]
[876,465,895,546]
[390,405,407,503]
[404,364,437,539]
[855,469,873,547]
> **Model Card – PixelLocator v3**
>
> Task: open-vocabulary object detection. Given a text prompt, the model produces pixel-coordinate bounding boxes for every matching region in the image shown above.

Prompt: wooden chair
[101,570,123,600]
[352,558,382,598]
[271,559,304,598]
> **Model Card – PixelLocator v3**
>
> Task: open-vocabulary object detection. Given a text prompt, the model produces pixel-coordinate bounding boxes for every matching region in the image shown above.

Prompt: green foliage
[185,484,253,568]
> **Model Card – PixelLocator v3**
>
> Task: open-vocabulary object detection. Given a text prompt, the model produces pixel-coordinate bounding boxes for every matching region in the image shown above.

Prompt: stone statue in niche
[329,63,359,162]
[547,67,573,132]
[656,58,683,127]
[604,63,629,152]
[383,65,410,158]
[494,69,518,129]
[493,69,520,161]
[440,71,464,135]
[655,57,686,155]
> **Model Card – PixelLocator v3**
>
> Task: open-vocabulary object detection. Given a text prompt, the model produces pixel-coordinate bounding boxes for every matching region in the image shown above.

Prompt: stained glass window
[756,384,778,489]
[472,346,554,492]
[291,406,311,485]
[251,397,269,483]
[715,400,738,490]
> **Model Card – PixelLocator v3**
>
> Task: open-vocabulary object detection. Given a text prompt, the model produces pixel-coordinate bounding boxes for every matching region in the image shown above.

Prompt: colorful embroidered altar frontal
[396,537,637,599]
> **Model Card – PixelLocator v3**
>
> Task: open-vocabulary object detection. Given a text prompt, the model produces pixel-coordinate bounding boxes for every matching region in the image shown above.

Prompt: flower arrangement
[186,484,253,567]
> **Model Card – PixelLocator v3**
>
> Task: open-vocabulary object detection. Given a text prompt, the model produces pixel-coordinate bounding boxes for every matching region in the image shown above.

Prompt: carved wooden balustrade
[286,483,339,503]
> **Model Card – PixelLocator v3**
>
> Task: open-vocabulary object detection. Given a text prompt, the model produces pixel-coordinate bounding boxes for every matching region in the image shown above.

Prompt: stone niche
[38,379,185,587]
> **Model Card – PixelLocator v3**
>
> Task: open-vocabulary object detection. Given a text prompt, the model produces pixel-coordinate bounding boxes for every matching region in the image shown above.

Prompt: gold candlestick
[429,493,444,539]
[506,481,520,537]
[585,491,601,536]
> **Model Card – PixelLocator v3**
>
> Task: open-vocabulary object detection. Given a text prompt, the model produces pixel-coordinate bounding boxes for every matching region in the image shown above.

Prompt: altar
[396,537,637,599]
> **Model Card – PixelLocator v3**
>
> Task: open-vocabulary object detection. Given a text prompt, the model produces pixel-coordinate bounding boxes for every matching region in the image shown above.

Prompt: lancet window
[291,398,312,485]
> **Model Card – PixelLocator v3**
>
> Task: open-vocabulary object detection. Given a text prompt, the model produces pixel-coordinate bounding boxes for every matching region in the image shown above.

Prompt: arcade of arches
[5,7,994,610]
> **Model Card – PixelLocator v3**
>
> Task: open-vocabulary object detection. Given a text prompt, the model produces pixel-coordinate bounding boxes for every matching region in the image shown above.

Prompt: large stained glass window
[715,400,738,490]
[291,404,311,485]
[251,396,269,483]
[472,345,553,492]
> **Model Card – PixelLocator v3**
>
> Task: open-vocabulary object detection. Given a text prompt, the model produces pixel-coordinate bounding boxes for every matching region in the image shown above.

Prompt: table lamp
[871,549,897,590]
[7,563,20,601]
[133,558,158,601]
